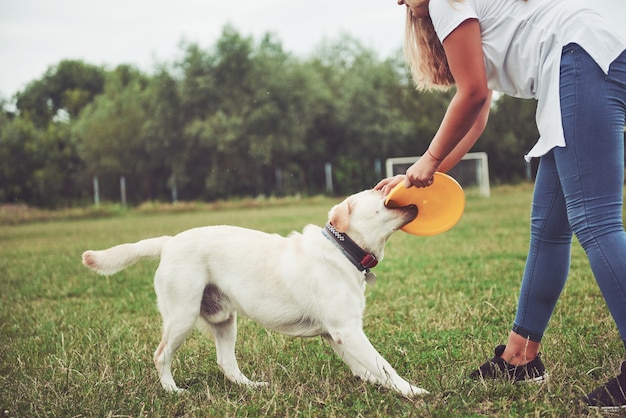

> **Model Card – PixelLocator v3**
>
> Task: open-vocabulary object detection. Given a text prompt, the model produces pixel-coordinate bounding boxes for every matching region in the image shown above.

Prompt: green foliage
[15,60,105,128]
[1,26,547,208]
[1,185,624,416]
[481,96,540,183]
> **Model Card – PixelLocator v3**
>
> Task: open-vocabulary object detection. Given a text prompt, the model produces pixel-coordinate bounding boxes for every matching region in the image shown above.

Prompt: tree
[1,24,553,207]
[15,60,105,128]
[74,66,155,203]
[479,96,538,182]
[176,29,257,200]
[0,113,38,203]
[141,68,184,200]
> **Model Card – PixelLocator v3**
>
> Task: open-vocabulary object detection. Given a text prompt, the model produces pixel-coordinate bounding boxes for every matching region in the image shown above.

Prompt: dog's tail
[82,236,172,276]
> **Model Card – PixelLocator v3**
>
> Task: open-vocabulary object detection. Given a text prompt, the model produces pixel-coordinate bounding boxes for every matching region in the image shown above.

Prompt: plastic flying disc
[384,172,465,236]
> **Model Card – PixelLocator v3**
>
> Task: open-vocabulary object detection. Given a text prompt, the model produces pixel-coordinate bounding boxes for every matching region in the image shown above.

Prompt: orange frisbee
[384,172,465,236]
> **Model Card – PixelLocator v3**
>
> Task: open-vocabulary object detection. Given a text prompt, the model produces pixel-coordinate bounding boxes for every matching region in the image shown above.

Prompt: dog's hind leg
[153,266,205,393]
[198,283,267,388]
[203,313,268,388]
[153,313,197,393]
[327,328,428,398]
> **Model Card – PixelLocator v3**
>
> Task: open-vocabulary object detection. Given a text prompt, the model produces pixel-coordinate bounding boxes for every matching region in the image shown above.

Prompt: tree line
[0,25,541,208]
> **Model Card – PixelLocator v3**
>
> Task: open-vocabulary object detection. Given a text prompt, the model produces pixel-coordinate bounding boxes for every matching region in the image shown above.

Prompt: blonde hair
[404,0,527,90]
[403,0,459,90]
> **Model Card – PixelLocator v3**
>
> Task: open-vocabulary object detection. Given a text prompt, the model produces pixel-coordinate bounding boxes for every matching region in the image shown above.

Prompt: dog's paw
[406,385,429,397]
[245,381,269,389]
[162,384,186,394]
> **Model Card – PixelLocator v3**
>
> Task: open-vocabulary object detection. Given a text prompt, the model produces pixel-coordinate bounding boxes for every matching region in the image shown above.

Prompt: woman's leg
[502,151,573,365]
[502,44,626,364]
[553,45,626,346]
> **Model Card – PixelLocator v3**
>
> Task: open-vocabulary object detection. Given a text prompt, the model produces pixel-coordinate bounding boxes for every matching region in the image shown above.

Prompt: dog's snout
[392,203,417,226]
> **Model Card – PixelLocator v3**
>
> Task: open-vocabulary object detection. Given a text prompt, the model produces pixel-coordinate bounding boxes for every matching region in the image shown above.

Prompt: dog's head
[327,189,417,261]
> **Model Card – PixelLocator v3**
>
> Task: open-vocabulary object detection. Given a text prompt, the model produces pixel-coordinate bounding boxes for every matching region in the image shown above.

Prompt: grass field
[1,184,624,417]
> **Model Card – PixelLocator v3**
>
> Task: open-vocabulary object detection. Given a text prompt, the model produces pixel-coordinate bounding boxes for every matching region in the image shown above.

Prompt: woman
[375,0,626,410]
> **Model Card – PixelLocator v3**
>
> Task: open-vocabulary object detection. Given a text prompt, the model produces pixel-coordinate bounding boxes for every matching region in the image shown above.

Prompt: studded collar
[321,223,378,273]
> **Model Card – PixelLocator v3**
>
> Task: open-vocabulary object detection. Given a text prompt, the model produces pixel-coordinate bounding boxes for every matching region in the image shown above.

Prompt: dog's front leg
[326,328,428,397]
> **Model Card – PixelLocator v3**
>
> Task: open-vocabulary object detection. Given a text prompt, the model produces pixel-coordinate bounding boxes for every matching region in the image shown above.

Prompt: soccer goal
[385,152,490,197]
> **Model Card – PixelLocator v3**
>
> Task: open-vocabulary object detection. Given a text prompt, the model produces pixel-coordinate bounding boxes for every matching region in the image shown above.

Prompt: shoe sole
[587,405,626,413]
[472,372,549,384]
[518,372,549,384]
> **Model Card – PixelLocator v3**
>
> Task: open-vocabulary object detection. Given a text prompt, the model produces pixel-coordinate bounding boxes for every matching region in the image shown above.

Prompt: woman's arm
[404,18,490,187]
[375,94,490,194]
[438,89,491,173]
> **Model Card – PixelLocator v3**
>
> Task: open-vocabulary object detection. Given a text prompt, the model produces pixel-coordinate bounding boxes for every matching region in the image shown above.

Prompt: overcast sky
[1,0,625,99]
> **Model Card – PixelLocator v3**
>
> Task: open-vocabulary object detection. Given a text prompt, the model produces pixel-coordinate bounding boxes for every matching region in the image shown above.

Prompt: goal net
[385,152,490,197]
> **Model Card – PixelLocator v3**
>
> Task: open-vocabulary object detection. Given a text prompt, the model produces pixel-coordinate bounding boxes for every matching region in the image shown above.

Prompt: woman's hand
[375,150,442,196]
[374,174,406,196]
[405,151,442,188]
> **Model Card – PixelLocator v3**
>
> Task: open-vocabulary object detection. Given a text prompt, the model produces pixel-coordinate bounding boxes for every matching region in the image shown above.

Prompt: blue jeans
[512,44,626,346]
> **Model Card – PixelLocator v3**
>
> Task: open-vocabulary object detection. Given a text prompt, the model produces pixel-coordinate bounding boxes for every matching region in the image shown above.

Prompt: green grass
[1,185,624,417]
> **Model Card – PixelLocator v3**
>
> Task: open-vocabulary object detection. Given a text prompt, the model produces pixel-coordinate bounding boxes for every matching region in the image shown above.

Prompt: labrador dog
[82,189,427,397]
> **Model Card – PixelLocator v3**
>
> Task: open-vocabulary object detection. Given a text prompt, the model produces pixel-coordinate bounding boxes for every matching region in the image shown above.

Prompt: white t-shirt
[428,0,626,160]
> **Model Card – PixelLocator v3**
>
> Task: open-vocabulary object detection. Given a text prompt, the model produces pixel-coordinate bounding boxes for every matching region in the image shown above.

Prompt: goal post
[385,152,490,197]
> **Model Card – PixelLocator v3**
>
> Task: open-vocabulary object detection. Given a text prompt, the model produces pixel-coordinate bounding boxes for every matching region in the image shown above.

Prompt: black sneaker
[584,361,626,412]
[469,345,548,383]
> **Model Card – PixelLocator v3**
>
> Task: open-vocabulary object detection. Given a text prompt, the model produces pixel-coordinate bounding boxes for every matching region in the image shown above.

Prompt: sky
[1,0,625,99]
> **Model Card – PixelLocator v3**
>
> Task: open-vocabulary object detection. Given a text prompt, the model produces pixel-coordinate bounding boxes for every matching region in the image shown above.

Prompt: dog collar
[321,223,378,273]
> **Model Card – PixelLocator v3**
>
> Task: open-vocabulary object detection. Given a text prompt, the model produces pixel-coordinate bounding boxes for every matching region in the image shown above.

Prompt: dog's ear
[328,198,351,233]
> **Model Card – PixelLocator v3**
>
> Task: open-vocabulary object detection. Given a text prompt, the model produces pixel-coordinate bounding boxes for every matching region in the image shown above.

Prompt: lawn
[0,185,623,417]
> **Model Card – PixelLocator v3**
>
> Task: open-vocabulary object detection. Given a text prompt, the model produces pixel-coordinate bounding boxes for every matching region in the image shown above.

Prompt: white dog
[82,189,428,397]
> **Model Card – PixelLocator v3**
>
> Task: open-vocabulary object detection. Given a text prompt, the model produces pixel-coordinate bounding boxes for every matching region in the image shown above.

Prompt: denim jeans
[512,44,626,346]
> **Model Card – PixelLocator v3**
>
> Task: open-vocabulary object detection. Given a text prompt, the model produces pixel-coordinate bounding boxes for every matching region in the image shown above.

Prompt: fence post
[120,176,127,207]
[374,158,382,179]
[93,176,100,207]
[171,175,178,203]
[275,168,283,196]
[325,162,333,194]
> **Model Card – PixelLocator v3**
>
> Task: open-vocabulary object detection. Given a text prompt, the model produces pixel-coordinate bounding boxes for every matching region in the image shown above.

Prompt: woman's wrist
[426,149,443,164]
